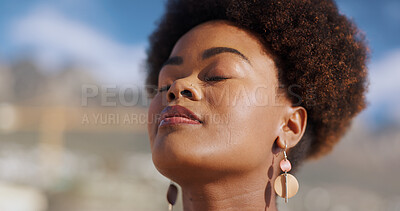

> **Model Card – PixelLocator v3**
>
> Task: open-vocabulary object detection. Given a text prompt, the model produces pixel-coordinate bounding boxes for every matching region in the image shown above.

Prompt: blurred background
[0,0,399,211]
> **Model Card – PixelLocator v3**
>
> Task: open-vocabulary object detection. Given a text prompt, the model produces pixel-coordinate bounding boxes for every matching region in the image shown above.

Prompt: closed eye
[204,76,230,82]
[158,85,171,92]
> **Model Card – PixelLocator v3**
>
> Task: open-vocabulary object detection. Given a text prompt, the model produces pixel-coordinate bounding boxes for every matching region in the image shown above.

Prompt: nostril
[168,92,176,100]
[180,90,193,98]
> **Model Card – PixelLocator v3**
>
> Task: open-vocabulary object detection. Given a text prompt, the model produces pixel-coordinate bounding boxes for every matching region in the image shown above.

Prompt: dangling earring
[274,143,299,203]
[166,181,178,211]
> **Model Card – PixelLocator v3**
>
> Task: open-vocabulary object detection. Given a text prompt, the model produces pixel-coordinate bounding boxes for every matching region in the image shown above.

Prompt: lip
[159,105,202,127]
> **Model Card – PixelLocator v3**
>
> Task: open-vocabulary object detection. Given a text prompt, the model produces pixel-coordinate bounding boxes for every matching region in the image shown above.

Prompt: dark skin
[148,20,307,211]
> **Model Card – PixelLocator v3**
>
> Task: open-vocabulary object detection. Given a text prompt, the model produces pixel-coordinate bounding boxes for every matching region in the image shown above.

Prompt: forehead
[169,20,268,62]
[162,20,279,87]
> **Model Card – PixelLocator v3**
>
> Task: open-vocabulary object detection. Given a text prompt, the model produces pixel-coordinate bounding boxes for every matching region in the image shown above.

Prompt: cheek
[202,84,281,166]
[147,96,163,149]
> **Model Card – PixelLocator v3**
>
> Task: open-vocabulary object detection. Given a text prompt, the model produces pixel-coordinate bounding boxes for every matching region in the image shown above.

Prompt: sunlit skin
[148,20,307,211]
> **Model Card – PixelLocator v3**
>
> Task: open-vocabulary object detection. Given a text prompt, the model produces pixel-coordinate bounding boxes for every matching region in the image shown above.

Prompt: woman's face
[148,21,291,183]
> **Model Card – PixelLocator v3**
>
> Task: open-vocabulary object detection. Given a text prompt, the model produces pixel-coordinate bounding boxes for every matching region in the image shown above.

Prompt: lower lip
[159,117,201,127]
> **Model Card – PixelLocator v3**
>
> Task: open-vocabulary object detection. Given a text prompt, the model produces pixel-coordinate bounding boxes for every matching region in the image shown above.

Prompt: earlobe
[275,136,287,150]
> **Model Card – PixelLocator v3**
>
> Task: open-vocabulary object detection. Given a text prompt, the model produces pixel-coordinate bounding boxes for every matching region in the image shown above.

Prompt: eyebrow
[162,47,251,67]
[162,56,183,66]
[202,47,251,65]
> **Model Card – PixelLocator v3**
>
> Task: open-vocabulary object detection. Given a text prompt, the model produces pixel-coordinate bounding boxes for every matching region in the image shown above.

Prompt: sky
[0,0,399,128]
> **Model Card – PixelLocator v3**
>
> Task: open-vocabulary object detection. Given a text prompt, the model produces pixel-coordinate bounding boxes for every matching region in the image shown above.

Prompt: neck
[180,167,278,211]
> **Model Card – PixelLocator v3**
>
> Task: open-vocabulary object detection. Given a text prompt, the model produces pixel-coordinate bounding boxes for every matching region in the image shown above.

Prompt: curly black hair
[145,0,369,170]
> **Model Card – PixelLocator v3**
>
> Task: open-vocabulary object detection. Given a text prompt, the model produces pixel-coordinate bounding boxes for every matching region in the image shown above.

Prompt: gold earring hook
[283,142,288,161]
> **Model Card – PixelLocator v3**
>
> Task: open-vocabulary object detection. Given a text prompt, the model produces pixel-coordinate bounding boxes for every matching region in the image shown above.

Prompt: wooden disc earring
[167,181,178,211]
[274,143,299,202]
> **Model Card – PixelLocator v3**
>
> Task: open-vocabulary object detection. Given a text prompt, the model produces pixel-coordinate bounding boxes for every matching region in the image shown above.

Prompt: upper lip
[160,105,202,123]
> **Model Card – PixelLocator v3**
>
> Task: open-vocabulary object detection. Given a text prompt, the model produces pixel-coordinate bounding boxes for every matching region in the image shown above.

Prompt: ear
[276,106,307,149]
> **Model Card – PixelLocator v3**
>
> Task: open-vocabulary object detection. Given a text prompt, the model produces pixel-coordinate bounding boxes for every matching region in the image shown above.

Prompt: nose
[167,79,201,102]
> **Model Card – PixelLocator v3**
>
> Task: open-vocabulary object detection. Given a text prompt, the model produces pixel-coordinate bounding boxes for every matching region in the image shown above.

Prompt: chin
[151,137,259,184]
[152,138,203,176]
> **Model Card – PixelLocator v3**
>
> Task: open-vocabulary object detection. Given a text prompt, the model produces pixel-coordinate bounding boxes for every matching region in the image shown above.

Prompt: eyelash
[157,76,229,92]
[204,76,229,82]
[158,85,171,92]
